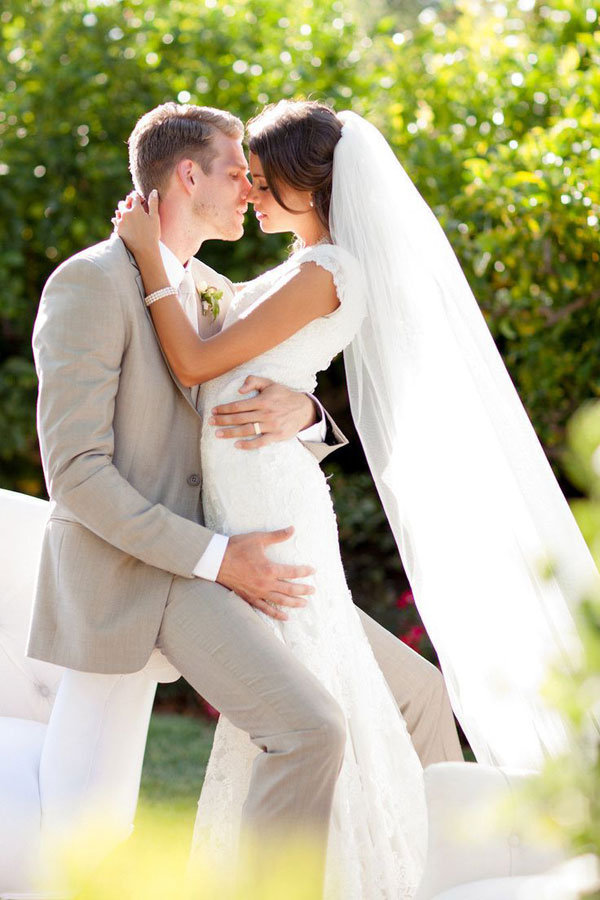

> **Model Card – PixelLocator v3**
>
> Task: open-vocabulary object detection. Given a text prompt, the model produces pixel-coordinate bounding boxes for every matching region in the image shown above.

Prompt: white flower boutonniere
[198,280,223,321]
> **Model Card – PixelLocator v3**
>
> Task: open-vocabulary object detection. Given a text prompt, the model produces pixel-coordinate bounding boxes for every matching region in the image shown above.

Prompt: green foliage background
[1,0,599,664]
[511,400,600,868]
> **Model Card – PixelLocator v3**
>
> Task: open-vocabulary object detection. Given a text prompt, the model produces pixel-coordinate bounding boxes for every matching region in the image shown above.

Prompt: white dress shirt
[157,241,326,582]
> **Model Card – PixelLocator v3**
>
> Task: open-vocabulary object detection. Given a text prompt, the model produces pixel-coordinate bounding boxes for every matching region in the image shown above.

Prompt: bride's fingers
[116,192,140,216]
[148,188,159,215]
[117,199,145,223]
[120,190,157,219]
[114,191,136,213]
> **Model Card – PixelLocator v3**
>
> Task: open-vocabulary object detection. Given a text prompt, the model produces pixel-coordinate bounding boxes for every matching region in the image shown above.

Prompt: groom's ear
[175,157,198,194]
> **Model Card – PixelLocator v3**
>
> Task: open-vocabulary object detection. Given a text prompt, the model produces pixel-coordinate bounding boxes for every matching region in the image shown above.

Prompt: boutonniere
[198,280,223,321]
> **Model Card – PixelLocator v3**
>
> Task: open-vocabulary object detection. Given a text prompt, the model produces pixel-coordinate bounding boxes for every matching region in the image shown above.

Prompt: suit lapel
[190,258,233,338]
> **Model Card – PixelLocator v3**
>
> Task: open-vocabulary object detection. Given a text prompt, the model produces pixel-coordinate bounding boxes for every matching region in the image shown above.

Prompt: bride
[116,99,599,897]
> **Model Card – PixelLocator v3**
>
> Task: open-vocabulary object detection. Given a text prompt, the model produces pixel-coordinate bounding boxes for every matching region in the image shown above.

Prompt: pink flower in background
[396,589,415,609]
[400,625,425,650]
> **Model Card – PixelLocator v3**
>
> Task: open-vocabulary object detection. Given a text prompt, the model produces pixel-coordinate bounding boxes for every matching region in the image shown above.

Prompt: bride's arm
[144,254,337,387]
[118,193,339,387]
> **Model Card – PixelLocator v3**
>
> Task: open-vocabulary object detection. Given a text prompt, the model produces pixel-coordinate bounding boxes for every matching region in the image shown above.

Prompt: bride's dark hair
[246,99,343,234]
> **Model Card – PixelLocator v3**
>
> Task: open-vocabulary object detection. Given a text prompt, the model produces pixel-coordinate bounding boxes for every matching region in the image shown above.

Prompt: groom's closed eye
[229,167,250,180]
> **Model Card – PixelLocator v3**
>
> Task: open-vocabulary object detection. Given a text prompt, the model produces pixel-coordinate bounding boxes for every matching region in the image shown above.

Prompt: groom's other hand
[216,526,315,620]
[209,375,316,449]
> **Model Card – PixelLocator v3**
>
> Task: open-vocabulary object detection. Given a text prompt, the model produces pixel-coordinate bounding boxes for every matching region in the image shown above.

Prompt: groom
[29,102,462,873]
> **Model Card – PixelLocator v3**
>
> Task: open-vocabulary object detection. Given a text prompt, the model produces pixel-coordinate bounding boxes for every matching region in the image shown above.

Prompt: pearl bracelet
[145,286,177,307]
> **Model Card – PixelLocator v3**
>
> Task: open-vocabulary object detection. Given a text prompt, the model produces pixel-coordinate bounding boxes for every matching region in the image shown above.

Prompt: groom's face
[190,131,251,242]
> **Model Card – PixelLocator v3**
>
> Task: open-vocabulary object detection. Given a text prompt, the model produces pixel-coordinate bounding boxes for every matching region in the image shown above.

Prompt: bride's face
[247,152,314,235]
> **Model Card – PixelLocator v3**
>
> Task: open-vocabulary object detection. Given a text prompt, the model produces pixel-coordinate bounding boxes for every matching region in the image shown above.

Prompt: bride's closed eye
[249,174,269,192]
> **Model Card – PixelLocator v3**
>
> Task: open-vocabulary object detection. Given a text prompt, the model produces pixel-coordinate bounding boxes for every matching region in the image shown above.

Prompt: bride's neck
[295,223,331,247]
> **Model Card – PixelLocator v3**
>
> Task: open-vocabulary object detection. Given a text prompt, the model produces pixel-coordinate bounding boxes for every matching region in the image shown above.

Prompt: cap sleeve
[293,243,367,346]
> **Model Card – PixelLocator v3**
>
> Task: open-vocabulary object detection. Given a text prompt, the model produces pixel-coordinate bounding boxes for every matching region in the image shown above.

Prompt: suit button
[187,473,201,486]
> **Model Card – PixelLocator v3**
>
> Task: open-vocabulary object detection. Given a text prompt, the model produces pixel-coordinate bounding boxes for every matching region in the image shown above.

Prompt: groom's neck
[159,217,204,267]
[158,194,210,264]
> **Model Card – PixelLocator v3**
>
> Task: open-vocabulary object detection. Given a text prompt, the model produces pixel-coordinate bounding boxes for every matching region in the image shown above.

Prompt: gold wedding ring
[252,422,261,435]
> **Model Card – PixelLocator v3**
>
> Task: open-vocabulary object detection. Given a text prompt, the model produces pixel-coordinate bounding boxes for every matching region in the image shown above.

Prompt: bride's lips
[255,211,267,220]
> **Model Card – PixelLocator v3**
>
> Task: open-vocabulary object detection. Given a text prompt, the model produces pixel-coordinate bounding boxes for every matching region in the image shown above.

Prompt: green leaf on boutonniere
[199,284,223,321]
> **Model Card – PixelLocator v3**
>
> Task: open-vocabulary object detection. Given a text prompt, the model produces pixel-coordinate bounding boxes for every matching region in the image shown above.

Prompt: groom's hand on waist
[216,527,315,620]
[209,375,319,450]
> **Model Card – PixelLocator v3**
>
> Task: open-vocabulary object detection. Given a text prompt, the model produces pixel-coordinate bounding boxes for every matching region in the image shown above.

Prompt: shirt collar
[159,240,191,289]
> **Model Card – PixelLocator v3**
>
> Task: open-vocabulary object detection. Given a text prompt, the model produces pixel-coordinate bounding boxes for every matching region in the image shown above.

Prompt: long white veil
[331,111,599,770]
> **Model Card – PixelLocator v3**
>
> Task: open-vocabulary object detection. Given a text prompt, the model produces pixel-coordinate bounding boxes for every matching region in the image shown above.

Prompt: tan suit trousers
[40,571,463,890]
[154,577,464,831]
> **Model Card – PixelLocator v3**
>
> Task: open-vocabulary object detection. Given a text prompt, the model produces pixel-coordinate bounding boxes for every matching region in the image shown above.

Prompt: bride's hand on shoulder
[112,189,161,257]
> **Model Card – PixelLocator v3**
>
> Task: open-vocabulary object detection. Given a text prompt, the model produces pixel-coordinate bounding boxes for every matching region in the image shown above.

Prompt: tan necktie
[177,269,200,407]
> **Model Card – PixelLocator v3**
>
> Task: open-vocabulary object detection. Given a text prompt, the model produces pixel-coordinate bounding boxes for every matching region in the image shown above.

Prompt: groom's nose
[240,175,252,198]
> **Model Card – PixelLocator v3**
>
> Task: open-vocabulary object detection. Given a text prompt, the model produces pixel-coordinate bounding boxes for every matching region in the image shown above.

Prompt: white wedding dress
[192,242,428,899]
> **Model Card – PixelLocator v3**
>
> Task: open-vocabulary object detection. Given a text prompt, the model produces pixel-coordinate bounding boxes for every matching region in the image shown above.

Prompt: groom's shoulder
[45,234,132,288]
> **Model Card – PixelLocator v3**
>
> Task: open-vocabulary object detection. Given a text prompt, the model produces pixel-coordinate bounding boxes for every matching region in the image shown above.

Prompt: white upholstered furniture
[0,489,180,897]
[416,761,598,899]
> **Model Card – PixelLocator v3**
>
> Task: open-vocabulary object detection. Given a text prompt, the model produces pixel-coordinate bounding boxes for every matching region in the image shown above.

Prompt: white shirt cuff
[193,533,229,581]
[297,396,327,442]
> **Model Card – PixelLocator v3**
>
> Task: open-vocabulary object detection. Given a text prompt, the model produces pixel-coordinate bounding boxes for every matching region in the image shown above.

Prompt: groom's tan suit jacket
[28,234,346,674]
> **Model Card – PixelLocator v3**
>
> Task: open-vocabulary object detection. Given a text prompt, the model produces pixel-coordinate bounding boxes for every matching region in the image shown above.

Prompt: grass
[52,710,470,898]
[137,712,216,835]
[121,712,325,899]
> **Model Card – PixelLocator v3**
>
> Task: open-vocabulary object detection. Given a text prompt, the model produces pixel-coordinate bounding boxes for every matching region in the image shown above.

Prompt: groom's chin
[222,224,245,242]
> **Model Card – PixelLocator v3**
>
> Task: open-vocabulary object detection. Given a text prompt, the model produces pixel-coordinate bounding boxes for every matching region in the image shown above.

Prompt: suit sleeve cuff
[193,533,229,581]
[297,395,327,442]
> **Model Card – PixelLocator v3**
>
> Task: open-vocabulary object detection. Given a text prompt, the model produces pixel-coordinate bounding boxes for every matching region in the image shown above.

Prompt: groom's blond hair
[128,102,244,198]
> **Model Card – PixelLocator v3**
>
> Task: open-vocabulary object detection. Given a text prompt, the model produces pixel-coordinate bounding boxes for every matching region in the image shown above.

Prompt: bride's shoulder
[291,242,365,305]
[292,242,363,283]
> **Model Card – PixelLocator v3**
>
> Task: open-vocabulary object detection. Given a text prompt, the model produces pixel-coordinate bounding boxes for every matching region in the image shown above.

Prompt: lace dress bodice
[200,242,366,409]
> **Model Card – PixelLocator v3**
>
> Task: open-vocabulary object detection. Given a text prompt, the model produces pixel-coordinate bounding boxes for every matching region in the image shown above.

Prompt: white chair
[0,489,181,897]
[416,761,599,900]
